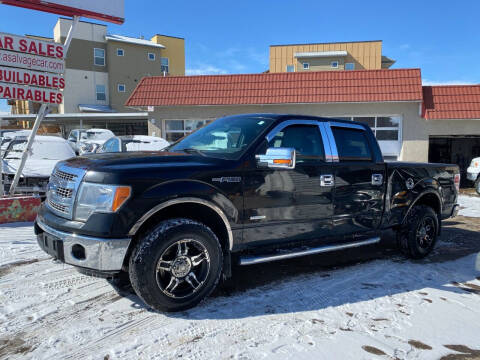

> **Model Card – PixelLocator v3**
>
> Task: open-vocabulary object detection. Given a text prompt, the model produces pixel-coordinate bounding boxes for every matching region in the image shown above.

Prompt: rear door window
[331,127,372,161]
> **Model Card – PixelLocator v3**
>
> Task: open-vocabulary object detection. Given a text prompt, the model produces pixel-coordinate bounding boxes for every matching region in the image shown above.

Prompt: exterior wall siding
[296,57,345,71]
[151,35,185,76]
[270,41,382,73]
[107,41,164,112]
[60,69,109,113]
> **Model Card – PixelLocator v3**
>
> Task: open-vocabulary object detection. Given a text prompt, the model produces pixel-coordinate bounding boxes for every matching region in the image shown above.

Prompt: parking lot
[1,194,479,360]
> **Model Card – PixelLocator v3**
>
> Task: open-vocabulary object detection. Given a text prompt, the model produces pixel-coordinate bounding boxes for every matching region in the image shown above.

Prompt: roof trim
[1,112,148,120]
[270,40,382,47]
[105,35,165,49]
[294,50,348,58]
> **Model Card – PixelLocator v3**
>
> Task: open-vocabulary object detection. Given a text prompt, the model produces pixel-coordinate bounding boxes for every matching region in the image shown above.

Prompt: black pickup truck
[35,114,460,311]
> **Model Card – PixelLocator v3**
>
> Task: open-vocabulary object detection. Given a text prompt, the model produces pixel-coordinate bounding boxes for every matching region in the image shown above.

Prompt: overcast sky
[1,0,479,114]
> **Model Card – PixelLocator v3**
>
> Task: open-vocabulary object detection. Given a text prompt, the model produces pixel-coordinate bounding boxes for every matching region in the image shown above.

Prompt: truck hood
[60,151,227,172]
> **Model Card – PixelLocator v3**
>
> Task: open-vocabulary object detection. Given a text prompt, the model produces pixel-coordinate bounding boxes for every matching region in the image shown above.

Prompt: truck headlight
[74,182,131,222]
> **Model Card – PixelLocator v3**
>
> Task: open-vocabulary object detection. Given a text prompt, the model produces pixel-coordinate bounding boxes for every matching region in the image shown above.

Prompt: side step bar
[239,237,381,266]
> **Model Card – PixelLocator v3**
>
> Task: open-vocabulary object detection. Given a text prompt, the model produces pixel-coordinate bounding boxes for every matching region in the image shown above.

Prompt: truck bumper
[451,204,460,218]
[35,218,131,273]
[466,170,479,182]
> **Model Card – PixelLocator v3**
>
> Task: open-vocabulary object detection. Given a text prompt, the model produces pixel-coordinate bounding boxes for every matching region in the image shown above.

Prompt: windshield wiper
[181,148,206,156]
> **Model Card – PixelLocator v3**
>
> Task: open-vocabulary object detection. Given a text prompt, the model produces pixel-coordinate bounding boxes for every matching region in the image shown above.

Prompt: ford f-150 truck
[35,114,460,312]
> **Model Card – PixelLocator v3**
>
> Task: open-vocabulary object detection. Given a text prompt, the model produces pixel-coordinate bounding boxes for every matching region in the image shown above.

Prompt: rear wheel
[129,218,223,312]
[397,205,439,259]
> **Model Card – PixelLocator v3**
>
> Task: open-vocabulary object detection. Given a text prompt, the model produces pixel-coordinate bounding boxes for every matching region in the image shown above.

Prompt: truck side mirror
[256,147,296,169]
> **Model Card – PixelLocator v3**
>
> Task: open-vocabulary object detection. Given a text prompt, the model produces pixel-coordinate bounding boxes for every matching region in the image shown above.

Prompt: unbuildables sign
[0,32,65,104]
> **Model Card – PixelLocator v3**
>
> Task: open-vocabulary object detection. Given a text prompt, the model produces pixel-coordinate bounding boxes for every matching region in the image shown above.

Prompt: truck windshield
[169,115,274,159]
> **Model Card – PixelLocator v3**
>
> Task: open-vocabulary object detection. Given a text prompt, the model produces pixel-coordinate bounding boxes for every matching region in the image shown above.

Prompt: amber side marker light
[112,186,131,212]
[273,159,292,165]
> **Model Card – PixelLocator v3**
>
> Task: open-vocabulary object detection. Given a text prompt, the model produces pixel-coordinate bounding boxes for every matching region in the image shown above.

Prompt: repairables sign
[0,31,65,104]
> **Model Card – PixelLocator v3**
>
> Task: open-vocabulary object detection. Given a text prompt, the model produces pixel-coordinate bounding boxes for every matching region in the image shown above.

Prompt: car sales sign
[0,32,65,104]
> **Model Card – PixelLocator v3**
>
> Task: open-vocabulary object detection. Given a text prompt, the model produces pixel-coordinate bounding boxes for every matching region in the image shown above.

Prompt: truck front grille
[53,169,77,182]
[48,199,69,214]
[46,164,86,220]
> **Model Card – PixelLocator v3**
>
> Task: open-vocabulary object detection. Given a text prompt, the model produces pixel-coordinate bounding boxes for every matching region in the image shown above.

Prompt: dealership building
[125,68,480,180]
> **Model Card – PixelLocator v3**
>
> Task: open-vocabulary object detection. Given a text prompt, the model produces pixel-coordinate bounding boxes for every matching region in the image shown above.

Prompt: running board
[239,237,381,266]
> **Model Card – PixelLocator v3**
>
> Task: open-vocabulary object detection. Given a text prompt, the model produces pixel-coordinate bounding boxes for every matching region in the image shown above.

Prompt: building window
[161,57,169,73]
[328,115,402,157]
[118,84,126,92]
[94,48,105,66]
[165,119,212,142]
[96,84,106,101]
[148,53,155,61]
[331,61,339,68]
[303,62,310,70]
[345,62,355,70]
[117,48,124,56]
[286,65,295,72]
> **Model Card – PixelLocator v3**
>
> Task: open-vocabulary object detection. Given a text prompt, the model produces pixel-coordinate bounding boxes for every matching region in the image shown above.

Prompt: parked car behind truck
[467,157,480,194]
[67,128,114,155]
[97,135,169,153]
[35,114,460,312]
[2,135,75,196]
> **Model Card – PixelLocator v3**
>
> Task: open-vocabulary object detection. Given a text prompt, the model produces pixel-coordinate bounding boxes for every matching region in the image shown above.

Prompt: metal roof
[294,51,348,58]
[125,68,423,107]
[423,85,480,120]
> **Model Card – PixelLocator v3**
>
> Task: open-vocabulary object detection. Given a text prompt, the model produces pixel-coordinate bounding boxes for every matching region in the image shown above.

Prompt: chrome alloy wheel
[416,217,435,249]
[155,239,210,299]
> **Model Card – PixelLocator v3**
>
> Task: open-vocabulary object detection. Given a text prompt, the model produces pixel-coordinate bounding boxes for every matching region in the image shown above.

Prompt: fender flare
[128,197,234,251]
[401,190,442,225]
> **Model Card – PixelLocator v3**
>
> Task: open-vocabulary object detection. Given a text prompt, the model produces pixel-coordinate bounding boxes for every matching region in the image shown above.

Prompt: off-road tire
[129,218,223,312]
[397,205,439,259]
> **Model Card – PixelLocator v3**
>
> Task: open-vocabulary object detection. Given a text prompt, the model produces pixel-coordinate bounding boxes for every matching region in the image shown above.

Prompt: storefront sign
[0,82,62,104]
[0,49,64,74]
[0,32,64,59]
[0,0,125,24]
[0,66,64,89]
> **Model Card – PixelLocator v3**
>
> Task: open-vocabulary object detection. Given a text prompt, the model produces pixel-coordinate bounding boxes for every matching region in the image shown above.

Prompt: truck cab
[35,114,460,311]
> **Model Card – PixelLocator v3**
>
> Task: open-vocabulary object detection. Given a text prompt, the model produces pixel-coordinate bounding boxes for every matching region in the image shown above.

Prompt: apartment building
[10,18,185,115]
[269,40,395,73]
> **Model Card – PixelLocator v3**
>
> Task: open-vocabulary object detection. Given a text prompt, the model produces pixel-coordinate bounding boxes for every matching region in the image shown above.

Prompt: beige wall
[60,69,109,113]
[151,35,185,76]
[297,57,345,72]
[270,41,382,73]
[147,101,430,161]
[107,41,164,112]
[54,18,107,43]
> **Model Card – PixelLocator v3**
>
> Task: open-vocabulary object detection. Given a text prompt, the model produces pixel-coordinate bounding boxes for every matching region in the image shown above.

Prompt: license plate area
[40,233,65,261]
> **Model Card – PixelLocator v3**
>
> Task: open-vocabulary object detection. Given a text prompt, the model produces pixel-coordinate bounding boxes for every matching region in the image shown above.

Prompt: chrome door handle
[372,174,383,186]
[320,174,334,187]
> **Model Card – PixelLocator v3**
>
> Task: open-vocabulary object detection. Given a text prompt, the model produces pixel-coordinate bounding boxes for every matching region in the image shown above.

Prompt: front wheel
[129,218,223,312]
[397,205,439,259]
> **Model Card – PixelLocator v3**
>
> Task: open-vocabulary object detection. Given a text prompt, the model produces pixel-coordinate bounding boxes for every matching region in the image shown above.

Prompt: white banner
[0,82,62,104]
[0,49,64,74]
[0,32,64,59]
[0,66,64,89]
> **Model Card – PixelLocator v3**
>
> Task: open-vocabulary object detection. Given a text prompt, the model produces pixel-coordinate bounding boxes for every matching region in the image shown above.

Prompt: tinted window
[332,127,372,161]
[103,138,120,153]
[269,124,325,160]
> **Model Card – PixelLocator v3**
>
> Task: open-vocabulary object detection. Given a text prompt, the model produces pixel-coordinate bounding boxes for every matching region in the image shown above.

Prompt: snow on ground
[458,194,480,217]
[1,208,480,359]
